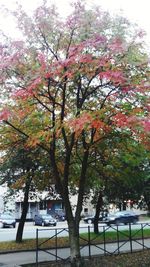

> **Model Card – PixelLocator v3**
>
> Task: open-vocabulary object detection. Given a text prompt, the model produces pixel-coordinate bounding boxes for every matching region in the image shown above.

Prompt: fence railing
[36,222,150,266]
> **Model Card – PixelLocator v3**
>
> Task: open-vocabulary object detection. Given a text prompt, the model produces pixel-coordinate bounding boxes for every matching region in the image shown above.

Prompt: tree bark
[49,131,89,266]
[144,193,150,215]
[68,220,83,267]
[123,201,126,210]
[94,190,103,234]
[16,177,31,243]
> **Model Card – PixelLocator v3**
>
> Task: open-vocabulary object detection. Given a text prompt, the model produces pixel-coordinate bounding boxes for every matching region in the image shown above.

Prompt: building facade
[0,185,94,220]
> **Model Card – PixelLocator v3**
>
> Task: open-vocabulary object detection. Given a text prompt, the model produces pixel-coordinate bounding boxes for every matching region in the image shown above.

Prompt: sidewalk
[0,249,65,266]
[0,250,37,266]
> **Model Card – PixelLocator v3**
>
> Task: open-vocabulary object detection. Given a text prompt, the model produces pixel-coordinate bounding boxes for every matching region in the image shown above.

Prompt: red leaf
[91,120,105,129]
[0,109,11,121]
[142,120,150,132]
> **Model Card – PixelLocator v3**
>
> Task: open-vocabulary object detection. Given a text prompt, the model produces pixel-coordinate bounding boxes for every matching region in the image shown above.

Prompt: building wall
[0,185,7,213]
[15,202,39,219]
[0,196,4,213]
[69,193,94,216]
[0,185,95,219]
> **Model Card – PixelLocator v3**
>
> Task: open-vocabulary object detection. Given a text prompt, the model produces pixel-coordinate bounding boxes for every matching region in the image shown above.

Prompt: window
[39,200,47,210]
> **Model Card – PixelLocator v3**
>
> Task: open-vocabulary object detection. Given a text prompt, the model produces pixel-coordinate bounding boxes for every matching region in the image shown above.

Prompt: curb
[0,264,21,267]
[0,249,35,255]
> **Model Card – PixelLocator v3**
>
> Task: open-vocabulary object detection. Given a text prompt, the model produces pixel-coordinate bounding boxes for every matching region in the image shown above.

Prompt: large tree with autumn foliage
[0,1,149,266]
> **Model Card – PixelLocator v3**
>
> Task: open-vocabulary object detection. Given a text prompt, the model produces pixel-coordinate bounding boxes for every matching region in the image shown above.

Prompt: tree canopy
[0,1,149,265]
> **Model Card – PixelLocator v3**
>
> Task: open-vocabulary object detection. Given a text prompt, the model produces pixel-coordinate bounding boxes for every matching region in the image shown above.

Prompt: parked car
[83,211,107,224]
[49,210,66,221]
[55,210,66,221]
[104,211,139,225]
[0,213,16,228]
[34,214,57,226]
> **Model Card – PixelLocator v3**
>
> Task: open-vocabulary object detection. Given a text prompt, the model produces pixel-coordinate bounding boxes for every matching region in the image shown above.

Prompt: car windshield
[42,215,53,219]
[0,214,14,219]
[110,211,135,217]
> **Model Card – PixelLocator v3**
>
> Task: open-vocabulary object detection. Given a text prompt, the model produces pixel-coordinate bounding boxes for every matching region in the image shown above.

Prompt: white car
[0,213,16,228]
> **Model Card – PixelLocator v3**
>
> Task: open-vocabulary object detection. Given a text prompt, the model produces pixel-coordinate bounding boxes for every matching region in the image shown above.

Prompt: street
[0,221,68,242]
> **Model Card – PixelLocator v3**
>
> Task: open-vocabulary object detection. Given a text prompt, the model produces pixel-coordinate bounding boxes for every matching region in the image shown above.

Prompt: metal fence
[36,222,150,266]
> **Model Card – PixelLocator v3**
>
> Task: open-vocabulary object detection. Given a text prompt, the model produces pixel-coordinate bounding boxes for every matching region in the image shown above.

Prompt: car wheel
[0,222,3,228]
[13,224,16,228]
[53,223,56,226]
[87,219,92,224]
[132,219,137,224]
[115,219,120,226]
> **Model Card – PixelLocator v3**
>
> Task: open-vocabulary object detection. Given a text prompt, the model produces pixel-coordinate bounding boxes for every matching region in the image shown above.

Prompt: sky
[0,0,150,46]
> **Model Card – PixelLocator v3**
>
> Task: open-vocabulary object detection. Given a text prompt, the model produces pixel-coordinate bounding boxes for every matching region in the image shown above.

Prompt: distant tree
[86,136,150,233]
[0,144,52,242]
[104,141,150,210]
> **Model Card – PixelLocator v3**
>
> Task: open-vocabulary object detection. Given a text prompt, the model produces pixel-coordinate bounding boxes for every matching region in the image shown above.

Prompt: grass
[0,236,68,252]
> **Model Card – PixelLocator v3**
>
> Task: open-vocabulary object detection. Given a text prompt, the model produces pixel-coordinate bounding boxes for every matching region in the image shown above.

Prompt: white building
[0,184,94,220]
[0,184,6,213]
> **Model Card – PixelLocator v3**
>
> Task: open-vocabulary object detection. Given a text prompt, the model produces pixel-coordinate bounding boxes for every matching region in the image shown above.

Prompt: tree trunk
[119,202,122,211]
[147,203,150,215]
[67,149,89,266]
[16,177,31,243]
[94,190,103,234]
[49,138,89,266]
[123,201,126,210]
[62,193,83,267]
[144,193,150,215]
[68,220,83,267]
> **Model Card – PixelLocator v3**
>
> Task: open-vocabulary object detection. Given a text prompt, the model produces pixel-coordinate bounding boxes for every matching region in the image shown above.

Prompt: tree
[0,143,52,242]
[0,1,149,265]
[0,122,53,242]
[83,134,150,233]
[103,140,150,209]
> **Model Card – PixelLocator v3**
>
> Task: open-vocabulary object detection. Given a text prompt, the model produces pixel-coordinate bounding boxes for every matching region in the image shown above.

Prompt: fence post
[116,225,120,254]
[36,228,38,267]
[88,225,91,259]
[129,223,133,253]
[55,228,58,261]
[141,223,145,250]
[103,225,106,255]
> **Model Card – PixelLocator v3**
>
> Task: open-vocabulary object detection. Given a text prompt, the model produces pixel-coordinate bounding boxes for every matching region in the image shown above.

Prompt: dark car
[55,210,66,221]
[105,211,139,225]
[83,211,107,224]
[49,210,66,221]
[0,213,16,228]
[34,214,57,226]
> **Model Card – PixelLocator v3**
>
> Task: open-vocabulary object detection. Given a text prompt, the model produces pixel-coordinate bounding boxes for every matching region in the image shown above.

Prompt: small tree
[84,134,149,233]
[0,143,52,242]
